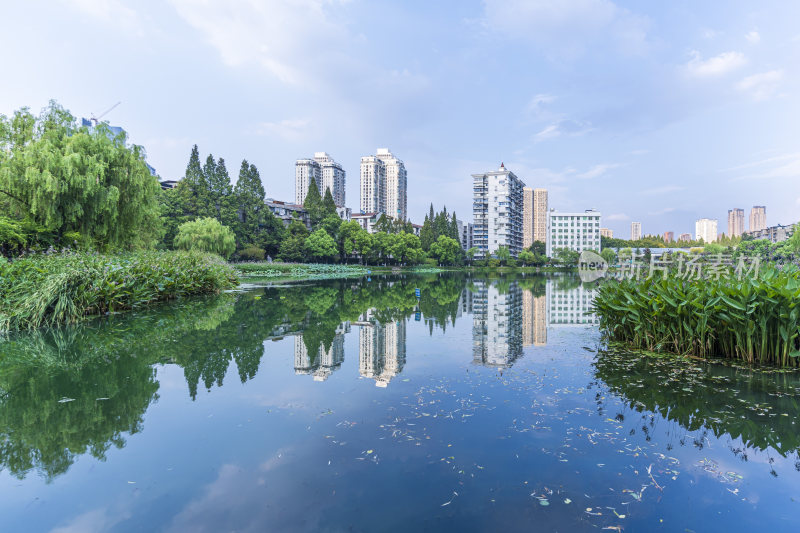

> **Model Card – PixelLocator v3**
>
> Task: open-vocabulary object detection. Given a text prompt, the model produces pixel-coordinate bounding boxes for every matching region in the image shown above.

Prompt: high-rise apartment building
[295,158,321,205]
[313,152,346,207]
[359,148,407,220]
[695,218,718,243]
[600,228,613,239]
[546,209,602,256]
[522,187,549,248]
[533,188,548,243]
[749,206,766,233]
[296,152,346,207]
[663,231,674,243]
[679,233,691,242]
[359,155,385,215]
[631,222,642,241]
[472,163,525,258]
[523,188,534,249]
[727,208,744,238]
[375,148,407,221]
[456,219,474,251]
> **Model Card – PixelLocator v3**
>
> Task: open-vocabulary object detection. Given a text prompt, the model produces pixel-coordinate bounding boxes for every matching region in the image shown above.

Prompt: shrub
[0,250,238,331]
[174,218,236,259]
[593,266,800,367]
[237,246,266,261]
[488,258,501,268]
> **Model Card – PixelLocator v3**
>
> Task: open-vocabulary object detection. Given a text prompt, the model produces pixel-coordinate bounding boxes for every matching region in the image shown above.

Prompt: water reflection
[1,273,796,492]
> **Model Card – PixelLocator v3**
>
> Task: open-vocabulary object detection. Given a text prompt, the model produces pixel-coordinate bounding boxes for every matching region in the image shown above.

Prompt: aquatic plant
[0,250,238,331]
[593,266,800,367]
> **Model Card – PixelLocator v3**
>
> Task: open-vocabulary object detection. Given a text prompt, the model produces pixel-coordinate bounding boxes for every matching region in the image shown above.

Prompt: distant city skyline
[2,2,798,231]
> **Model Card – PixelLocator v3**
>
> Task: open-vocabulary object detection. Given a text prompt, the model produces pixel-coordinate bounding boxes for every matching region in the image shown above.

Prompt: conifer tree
[322,187,338,218]
[304,179,324,228]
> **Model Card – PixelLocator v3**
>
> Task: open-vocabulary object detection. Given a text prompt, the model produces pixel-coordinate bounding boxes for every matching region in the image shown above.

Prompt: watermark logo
[578,251,608,282]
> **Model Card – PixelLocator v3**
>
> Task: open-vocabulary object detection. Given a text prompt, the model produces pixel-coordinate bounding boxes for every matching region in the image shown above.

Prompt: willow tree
[0,101,162,249]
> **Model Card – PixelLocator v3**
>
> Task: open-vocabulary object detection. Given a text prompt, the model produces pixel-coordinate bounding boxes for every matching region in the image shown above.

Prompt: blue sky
[2,0,798,238]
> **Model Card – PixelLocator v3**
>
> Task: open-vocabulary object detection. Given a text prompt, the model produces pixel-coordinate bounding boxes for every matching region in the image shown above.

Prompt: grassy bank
[0,251,238,331]
[593,266,800,367]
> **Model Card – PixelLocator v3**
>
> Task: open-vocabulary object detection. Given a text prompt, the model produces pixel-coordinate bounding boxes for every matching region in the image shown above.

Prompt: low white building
[546,209,602,257]
[352,212,383,234]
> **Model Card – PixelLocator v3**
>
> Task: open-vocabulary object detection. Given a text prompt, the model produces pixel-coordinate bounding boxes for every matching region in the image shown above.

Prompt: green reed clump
[593,265,800,367]
[0,250,238,331]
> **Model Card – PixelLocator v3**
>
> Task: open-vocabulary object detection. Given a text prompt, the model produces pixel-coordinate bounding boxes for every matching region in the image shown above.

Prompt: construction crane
[90,101,121,127]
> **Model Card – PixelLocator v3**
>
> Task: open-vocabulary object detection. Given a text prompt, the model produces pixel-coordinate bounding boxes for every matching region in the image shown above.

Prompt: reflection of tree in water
[0,334,158,481]
[0,295,236,481]
[594,349,800,468]
[0,273,477,480]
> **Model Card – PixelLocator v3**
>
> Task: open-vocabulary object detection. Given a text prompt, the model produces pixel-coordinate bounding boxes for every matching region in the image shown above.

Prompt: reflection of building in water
[522,289,547,346]
[459,288,473,316]
[546,280,599,326]
[356,312,407,387]
[293,323,349,381]
[472,281,523,367]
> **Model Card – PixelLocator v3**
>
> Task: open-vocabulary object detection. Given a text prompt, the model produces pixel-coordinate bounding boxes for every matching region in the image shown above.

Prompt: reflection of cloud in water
[165,460,331,533]
[50,505,132,533]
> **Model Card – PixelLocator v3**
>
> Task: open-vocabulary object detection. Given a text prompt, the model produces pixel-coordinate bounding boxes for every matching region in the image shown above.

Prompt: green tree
[278,220,309,262]
[518,250,535,265]
[495,246,511,265]
[0,101,162,250]
[321,188,338,218]
[553,247,580,266]
[354,228,374,264]
[600,248,617,265]
[466,247,478,265]
[232,159,266,247]
[304,229,338,263]
[303,179,324,228]
[174,217,236,259]
[528,240,546,256]
[429,236,462,266]
[787,223,800,253]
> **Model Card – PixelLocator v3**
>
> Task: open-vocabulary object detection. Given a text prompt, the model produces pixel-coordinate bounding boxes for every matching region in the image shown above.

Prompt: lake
[1,274,798,532]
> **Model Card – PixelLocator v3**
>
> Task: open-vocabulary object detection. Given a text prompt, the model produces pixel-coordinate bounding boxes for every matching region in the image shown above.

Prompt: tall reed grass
[0,251,238,331]
[593,266,800,367]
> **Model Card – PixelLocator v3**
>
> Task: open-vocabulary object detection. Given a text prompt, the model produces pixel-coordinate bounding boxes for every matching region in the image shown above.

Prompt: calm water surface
[1,274,798,532]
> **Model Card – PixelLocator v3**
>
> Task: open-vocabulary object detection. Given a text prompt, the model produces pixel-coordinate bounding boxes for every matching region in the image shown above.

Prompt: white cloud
[576,163,622,179]
[641,185,685,195]
[728,151,800,181]
[745,30,760,44]
[482,0,649,57]
[606,213,630,221]
[526,93,557,116]
[254,118,312,141]
[62,0,143,35]
[736,69,784,101]
[533,119,592,142]
[169,0,355,85]
[685,50,746,77]
[648,207,676,215]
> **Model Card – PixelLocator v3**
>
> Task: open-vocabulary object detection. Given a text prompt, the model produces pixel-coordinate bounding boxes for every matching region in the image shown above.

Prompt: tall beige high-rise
[523,187,549,248]
[727,208,744,237]
[533,188,548,243]
[523,188,534,248]
[749,206,766,233]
